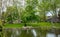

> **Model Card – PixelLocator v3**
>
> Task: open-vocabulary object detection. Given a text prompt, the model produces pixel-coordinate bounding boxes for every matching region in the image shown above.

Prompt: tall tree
[20,0,39,26]
[6,6,19,23]
[50,0,60,17]
[38,0,50,21]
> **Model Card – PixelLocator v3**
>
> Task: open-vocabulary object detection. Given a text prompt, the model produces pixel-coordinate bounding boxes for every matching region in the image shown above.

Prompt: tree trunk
[9,20,13,24]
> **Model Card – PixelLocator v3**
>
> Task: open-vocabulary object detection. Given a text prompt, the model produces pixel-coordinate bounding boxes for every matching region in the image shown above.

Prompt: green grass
[4,23,24,28]
[4,22,60,29]
[27,22,52,27]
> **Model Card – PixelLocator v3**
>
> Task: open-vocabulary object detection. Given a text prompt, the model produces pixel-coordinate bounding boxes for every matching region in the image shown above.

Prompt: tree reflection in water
[3,28,60,37]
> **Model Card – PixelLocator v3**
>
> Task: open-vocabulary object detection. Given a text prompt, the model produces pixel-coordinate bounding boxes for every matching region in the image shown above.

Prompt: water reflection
[10,29,21,37]
[3,28,60,37]
[58,35,60,37]
[31,29,37,37]
[46,33,55,37]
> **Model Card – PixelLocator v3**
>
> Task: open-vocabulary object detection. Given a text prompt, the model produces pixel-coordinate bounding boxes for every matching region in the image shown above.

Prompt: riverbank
[2,22,60,37]
[4,22,60,29]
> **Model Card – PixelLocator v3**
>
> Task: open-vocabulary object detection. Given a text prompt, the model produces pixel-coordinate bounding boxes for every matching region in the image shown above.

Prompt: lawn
[4,22,60,29]
[4,23,24,28]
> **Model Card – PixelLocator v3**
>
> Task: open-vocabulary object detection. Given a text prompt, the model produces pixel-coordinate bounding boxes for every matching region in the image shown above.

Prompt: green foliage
[6,6,19,23]
[21,5,40,23]
[26,0,38,6]
[20,0,40,23]
[3,0,60,23]
[38,1,51,21]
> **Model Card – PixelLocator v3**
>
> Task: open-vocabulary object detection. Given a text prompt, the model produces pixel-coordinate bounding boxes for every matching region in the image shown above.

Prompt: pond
[1,28,60,37]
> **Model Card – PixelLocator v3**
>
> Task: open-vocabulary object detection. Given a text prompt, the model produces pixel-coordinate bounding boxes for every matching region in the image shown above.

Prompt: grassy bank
[4,22,60,29]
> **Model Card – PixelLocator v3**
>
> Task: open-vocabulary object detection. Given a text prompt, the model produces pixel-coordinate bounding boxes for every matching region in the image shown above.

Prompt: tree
[50,0,60,17]
[58,10,60,21]
[5,6,19,24]
[38,0,50,21]
[20,0,39,26]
